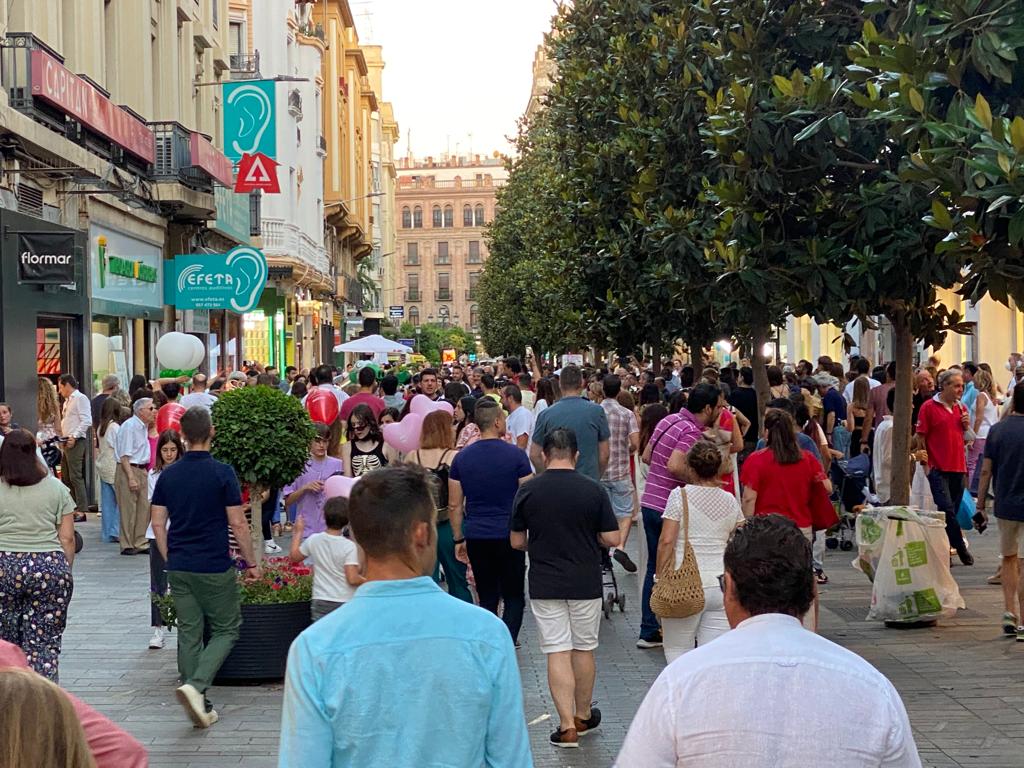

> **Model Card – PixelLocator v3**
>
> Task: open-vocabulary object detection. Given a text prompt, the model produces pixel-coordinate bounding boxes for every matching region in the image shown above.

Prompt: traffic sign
[234,152,280,194]
[388,305,405,319]
[398,338,415,348]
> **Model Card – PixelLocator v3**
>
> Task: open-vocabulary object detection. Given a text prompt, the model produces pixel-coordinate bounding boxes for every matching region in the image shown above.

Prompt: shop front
[89,222,164,392]
[0,209,89,426]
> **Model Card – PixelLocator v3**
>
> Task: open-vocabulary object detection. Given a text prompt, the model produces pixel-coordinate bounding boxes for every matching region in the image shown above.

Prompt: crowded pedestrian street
[58,516,1024,768]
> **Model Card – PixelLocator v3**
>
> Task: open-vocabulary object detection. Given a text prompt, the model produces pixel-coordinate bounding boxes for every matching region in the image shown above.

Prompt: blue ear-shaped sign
[225,246,268,313]
[167,247,267,312]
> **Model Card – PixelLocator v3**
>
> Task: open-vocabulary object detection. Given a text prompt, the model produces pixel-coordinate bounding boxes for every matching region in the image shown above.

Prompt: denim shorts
[602,478,635,520]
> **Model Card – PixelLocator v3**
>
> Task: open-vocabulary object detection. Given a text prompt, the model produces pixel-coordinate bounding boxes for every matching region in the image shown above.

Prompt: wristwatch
[452,537,466,545]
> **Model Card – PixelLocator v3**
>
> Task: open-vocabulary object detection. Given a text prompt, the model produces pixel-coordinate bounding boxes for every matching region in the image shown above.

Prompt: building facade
[394,155,508,333]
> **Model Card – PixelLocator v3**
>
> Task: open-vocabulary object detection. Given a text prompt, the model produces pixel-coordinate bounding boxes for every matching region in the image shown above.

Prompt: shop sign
[235,152,280,194]
[167,246,268,313]
[90,225,163,310]
[17,232,76,284]
[189,132,233,188]
[30,49,156,164]
[223,80,276,162]
[211,186,251,245]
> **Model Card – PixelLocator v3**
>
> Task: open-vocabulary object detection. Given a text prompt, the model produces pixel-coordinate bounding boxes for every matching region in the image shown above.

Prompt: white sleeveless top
[976,395,998,439]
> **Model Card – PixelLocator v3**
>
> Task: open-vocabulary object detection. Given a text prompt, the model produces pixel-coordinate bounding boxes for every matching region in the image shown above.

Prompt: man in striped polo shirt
[637,383,723,649]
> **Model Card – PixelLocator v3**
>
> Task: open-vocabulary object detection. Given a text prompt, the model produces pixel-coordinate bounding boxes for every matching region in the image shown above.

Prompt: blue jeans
[927,469,967,552]
[640,505,663,640]
[99,481,119,543]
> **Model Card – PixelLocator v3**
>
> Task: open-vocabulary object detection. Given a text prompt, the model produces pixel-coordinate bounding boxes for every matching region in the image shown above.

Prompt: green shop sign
[90,226,164,311]
[211,186,251,245]
[165,246,268,313]
[101,249,158,286]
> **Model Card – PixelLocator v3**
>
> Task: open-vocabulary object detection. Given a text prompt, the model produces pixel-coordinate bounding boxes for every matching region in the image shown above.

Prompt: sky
[351,0,559,159]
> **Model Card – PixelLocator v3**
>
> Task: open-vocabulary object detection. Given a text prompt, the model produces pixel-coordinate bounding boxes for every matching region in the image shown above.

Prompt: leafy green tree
[398,322,469,365]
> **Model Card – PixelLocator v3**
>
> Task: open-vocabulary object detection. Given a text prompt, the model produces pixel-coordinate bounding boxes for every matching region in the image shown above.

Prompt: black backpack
[419,450,451,516]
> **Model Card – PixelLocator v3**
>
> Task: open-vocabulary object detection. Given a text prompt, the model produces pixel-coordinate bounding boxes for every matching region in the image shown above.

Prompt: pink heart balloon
[433,400,455,416]
[324,475,359,499]
[383,413,424,454]
[410,394,455,417]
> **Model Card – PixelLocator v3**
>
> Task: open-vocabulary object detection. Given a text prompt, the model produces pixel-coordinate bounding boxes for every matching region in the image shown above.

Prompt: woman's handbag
[651,489,705,619]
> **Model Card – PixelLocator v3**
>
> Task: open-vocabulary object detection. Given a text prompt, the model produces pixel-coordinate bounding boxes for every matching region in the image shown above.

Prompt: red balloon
[156,403,186,433]
[305,388,339,425]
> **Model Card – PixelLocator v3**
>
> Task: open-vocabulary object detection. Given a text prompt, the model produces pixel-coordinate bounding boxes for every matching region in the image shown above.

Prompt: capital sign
[166,246,268,312]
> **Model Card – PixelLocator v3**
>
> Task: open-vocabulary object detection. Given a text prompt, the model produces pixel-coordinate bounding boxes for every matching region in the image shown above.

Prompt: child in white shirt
[289,496,364,621]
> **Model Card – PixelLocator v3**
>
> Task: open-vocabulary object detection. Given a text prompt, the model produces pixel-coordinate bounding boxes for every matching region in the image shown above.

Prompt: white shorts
[530,598,602,654]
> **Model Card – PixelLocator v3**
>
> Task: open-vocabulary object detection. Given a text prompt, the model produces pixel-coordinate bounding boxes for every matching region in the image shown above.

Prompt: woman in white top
[969,369,999,493]
[95,398,124,544]
[656,440,744,663]
[533,377,559,417]
[145,430,184,650]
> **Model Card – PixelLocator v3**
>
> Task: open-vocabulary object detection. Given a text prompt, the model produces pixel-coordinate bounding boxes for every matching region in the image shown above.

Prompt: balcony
[435,257,451,265]
[261,218,330,275]
[288,89,303,120]
[405,290,421,302]
[229,51,260,80]
[404,258,420,266]
[150,122,214,193]
[435,289,452,301]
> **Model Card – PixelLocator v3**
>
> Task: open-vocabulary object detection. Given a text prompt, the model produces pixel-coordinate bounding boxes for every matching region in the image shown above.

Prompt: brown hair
[420,410,455,450]
[764,409,802,465]
[851,376,870,409]
[0,429,47,486]
[687,439,723,480]
[36,377,60,427]
[616,389,636,411]
[0,667,96,768]
[98,396,124,438]
[153,429,185,471]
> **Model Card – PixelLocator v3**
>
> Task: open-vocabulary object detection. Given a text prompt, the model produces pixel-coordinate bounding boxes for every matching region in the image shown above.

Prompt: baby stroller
[601,549,626,618]
[826,453,871,551]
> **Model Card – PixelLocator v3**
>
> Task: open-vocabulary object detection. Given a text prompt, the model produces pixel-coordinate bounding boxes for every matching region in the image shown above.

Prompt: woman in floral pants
[0,430,77,681]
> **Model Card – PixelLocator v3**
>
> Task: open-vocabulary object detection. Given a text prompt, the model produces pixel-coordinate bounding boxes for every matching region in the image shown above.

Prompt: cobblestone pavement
[59,518,1024,767]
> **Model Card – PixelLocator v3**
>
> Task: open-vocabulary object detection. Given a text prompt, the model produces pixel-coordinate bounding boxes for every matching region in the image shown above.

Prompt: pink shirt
[0,641,148,768]
[640,410,704,513]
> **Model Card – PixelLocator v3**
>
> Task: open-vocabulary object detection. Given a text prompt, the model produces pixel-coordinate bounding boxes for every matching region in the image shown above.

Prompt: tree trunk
[750,322,770,437]
[247,483,265,564]
[889,313,914,505]
[686,337,702,368]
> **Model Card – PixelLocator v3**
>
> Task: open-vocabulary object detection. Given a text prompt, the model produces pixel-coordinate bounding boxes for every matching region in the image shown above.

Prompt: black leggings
[261,488,279,541]
[466,538,526,644]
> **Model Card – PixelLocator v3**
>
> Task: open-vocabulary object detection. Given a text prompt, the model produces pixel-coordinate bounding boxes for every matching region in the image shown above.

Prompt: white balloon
[156,332,196,370]
[186,334,205,369]
[91,333,110,373]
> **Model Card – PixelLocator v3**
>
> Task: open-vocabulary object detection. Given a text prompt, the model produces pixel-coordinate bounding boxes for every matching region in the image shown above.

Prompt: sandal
[1003,612,1018,636]
[815,569,829,585]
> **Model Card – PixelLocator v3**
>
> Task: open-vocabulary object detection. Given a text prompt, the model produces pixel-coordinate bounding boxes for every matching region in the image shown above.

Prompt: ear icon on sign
[225,246,268,313]
[227,84,273,157]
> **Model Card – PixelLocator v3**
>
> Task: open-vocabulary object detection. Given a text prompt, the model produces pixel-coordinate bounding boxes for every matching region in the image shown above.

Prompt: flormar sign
[30,49,156,164]
[17,232,77,284]
[165,246,268,313]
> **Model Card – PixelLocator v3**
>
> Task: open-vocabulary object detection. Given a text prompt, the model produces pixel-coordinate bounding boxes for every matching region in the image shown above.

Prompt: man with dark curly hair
[616,515,921,767]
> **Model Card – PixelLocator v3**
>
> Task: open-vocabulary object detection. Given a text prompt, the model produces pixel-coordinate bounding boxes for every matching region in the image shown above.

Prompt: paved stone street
[59,518,1024,767]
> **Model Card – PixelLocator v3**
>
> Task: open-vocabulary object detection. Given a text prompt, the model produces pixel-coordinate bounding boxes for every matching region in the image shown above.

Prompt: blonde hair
[37,377,60,427]
[0,667,96,768]
[974,369,995,399]
[852,376,870,409]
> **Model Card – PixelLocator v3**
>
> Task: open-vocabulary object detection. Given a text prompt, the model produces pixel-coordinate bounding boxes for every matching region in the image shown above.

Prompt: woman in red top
[740,409,827,532]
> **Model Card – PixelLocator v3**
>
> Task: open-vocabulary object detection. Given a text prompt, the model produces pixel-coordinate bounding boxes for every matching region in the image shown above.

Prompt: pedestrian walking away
[511,427,620,748]
[279,465,532,767]
[599,374,640,573]
[530,364,610,482]
[149,406,261,729]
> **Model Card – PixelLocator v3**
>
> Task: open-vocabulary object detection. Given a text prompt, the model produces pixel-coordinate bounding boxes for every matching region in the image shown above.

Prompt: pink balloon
[409,394,454,417]
[324,474,359,499]
[383,413,424,454]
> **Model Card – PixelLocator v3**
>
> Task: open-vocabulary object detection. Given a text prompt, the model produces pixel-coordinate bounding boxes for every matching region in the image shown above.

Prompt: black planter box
[207,601,311,684]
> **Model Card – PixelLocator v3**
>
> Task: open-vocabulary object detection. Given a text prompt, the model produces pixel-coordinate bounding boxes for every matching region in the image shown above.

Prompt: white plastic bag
[854,506,965,623]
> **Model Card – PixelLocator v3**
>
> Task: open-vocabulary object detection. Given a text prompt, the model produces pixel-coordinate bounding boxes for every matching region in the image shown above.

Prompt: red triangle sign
[235,152,281,194]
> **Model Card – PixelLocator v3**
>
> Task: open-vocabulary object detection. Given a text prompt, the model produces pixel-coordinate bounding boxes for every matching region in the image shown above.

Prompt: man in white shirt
[502,385,534,454]
[872,388,896,504]
[114,398,157,555]
[301,365,349,409]
[179,374,218,411]
[58,374,93,520]
[616,514,921,768]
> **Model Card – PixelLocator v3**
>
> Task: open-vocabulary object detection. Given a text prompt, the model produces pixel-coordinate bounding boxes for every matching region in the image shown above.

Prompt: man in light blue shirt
[279,465,533,768]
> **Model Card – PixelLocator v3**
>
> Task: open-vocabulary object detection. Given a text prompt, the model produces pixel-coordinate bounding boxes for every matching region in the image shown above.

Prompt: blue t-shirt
[151,451,243,573]
[450,440,532,539]
[984,416,1024,522]
[757,431,822,462]
[531,396,611,481]
[823,388,847,426]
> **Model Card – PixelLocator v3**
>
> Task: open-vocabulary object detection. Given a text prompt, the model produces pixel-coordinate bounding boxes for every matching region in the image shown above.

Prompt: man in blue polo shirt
[151,406,260,729]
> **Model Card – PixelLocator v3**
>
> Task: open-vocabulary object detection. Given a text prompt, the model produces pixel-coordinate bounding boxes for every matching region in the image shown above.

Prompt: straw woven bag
[650,488,705,619]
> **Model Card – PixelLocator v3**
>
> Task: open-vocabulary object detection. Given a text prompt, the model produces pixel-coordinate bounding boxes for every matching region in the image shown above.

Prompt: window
[432,206,442,228]
[406,242,419,265]
[409,306,420,326]
[437,273,451,301]
[468,241,481,263]
[413,207,423,228]
[406,273,420,302]
[463,205,473,226]
[401,207,412,228]
[468,271,480,300]
[443,206,453,228]
[474,205,485,226]
[436,242,450,264]
[229,22,244,56]
[470,304,479,329]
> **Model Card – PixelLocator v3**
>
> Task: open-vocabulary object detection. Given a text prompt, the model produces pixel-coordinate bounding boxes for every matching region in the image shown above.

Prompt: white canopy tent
[333,334,414,355]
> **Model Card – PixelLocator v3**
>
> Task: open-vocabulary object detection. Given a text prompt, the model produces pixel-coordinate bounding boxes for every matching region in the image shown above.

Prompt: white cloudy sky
[352,0,559,158]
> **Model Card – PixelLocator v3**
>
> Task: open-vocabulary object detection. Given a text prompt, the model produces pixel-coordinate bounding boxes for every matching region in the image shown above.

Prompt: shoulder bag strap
[435,449,452,469]
[681,486,691,556]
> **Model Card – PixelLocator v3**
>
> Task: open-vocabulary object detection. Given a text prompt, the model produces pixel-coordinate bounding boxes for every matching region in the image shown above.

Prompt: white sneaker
[264,539,282,554]
[175,683,218,728]
[148,628,164,649]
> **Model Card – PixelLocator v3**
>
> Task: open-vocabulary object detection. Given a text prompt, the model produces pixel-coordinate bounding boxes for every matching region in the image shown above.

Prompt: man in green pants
[151,406,261,728]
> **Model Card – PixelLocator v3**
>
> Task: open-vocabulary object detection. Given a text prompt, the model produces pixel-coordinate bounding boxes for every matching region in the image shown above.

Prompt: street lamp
[415,325,421,352]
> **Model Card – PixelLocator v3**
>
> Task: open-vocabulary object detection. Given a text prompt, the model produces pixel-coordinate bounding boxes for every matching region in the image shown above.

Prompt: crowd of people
[1,345,1023,766]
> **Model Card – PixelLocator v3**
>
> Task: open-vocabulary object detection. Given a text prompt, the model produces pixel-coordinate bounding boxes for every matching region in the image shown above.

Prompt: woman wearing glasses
[341,405,398,478]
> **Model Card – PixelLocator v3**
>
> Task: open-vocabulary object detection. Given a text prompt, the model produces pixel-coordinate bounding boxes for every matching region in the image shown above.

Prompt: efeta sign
[166,246,268,313]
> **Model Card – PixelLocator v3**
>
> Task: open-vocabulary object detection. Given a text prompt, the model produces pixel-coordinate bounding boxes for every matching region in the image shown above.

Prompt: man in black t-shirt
[511,428,619,749]
[728,366,759,452]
